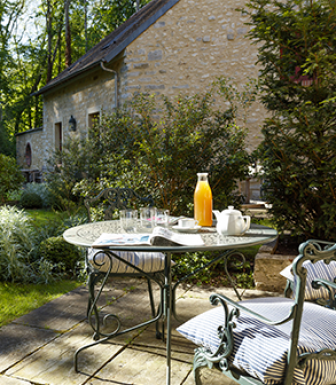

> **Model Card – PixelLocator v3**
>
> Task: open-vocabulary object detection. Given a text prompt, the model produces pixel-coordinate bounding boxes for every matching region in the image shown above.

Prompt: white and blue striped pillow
[177,297,336,385]
[281,260,336,301]
[87,248,166,273]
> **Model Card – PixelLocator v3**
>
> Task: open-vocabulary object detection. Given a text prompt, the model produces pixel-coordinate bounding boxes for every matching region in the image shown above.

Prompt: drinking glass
[140,207,157,229]
[156,209,170,227]
[120,209,138,232]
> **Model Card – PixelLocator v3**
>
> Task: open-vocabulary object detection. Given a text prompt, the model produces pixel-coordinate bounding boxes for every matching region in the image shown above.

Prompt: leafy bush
[20,192,43,209]
[48,78,257,215]
[6,189,23,202]
[0,206,39,282]
[0,206,85,283]
[22,183,54,208]
[45,140,87,212]
[245,0,336,240]
[39,236,82,274]
[0,154,24,203]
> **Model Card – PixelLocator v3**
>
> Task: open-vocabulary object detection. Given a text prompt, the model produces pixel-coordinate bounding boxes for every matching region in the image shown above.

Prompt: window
[25,143,32,167]
[88,112,100,128]
[55,122,62,152]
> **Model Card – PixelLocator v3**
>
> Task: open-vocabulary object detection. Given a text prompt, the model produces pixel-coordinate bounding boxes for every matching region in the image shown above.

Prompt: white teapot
[213,206,251,236]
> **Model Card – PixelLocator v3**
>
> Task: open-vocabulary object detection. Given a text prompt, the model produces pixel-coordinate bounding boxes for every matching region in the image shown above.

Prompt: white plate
[172,225,202,233]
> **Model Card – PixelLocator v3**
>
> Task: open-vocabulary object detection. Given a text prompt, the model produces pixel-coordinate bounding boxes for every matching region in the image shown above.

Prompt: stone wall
[17,67,116,170]
[16,128,43,171]
[120,0,267,152]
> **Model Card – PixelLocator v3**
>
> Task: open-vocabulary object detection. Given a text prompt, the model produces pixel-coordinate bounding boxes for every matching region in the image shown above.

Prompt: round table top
[63,221,278,253]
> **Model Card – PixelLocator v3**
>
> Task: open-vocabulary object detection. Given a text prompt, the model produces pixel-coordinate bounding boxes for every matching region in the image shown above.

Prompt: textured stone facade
[121,0,266,151]
[16,128,43,172]
[16,68,117,173]
[17,0,266,187]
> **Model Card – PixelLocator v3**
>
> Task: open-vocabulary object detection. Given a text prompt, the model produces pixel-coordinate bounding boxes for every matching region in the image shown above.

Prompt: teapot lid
[224,206,242,216]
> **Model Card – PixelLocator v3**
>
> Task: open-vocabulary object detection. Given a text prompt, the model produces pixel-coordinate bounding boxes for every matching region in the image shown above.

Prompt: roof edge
[15,127,43,136]
[31,61,101,97]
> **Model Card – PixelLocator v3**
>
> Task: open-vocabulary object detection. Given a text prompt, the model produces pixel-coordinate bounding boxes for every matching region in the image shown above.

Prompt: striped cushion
[87,248,166,273]
[177,297,336,385]
[281,260,336,301]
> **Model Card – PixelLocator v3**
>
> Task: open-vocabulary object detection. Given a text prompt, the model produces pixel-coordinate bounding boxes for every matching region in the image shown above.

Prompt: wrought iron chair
[83,188,166,342]
[177,240,336,385]
[281,239,336,308]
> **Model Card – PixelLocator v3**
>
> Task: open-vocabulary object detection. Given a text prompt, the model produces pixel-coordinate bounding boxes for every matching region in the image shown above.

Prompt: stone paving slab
[0,375,34,384]
[131,329,194,362]
[6,323,123,385]
[88,347,192,385]
[0,323,58,372]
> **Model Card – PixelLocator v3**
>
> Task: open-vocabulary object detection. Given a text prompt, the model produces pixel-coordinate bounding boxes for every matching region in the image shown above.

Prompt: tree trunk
[46,0,53,83]
[84,0,88,53]
[65,0,71,67]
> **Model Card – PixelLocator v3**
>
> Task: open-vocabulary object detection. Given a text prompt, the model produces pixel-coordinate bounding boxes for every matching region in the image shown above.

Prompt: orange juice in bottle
[194,173,213,227]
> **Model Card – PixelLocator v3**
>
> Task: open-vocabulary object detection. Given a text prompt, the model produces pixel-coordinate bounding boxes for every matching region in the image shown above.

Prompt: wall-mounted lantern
[69,115,77,131]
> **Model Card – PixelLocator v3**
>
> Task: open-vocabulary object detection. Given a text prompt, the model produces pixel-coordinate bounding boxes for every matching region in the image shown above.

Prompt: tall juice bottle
[194,173,213,227]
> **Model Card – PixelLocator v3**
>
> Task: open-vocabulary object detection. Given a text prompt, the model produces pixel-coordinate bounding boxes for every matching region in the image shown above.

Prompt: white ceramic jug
[212,206,251,236]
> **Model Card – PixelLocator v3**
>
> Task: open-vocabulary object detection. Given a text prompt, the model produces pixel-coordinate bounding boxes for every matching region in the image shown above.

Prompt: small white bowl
[172,225,201,233]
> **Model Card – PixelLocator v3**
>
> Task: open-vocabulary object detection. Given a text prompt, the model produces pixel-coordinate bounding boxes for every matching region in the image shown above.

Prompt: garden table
[63,220,277,385]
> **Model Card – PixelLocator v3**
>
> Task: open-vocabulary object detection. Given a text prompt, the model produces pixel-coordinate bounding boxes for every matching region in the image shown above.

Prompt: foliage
[0,154,24,202]
[0,279,82,327]
[6,188,23,202]
[39,236,82,275]
[0,206,85,283]
[20,192,43,209]
[244,0,336,241]
[55,79,257,215]
[45,140,91,211]
[172,245,260,288]
[21,182,54,208]
[85,0,151,50]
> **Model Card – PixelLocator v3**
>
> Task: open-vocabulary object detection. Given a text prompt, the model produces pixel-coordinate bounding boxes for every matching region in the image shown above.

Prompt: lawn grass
[25,209,63,225]
[0,280,82,327]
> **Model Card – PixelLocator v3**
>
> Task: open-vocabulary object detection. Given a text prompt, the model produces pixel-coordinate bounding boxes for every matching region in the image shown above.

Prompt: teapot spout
[212,210,221,220]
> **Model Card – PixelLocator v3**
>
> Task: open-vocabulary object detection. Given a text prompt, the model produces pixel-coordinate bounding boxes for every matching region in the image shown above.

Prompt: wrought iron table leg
[165,252,172,385]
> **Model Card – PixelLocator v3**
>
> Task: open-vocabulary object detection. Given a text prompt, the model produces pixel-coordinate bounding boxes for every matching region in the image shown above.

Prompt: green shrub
[6,189,23,202]
[0,206,84,283]
[20,192,43,209]
[245,0,336,240]
[39,236,82,274]
[45,140,86,212]
[0,206,39,282]
[0,155,24,203]
[23,183,53,208]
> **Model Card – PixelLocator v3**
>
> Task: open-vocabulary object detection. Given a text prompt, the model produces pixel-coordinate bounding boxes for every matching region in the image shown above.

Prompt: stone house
[16,0,266,198]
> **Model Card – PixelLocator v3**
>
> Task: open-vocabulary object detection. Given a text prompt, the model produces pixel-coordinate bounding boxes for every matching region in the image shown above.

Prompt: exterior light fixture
[69,115,77,131]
